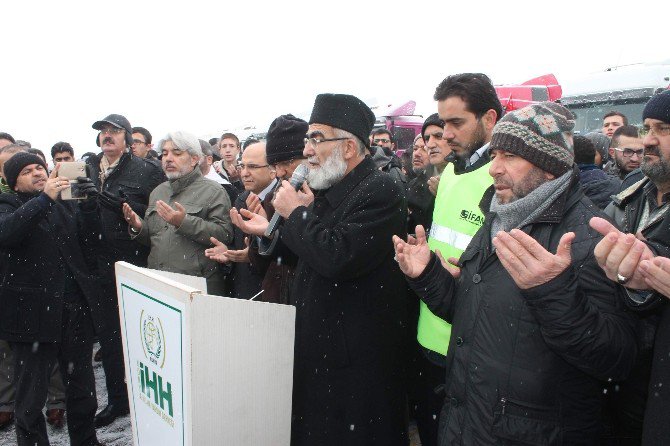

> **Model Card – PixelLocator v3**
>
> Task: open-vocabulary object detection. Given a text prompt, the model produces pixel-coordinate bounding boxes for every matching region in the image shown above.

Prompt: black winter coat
[407,171,435,232]
[409,175,638,445]
[605,177,670,445]
[0,193,104,342]
[86,151,165,280]
[227,190,267,299]
[281,157,410,446]
[246,190,298,305]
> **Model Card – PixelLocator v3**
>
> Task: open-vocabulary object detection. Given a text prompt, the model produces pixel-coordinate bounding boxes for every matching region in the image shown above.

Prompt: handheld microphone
[264,163,309,238]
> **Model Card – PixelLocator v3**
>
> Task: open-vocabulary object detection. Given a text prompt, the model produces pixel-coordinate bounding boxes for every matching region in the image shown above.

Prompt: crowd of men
[1,73,670,446]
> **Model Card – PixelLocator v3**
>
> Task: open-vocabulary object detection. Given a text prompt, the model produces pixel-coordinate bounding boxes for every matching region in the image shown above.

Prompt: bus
[560,60,670,134]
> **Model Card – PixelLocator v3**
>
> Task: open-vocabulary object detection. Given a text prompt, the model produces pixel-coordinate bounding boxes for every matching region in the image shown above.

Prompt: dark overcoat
[605,178,670,445]
[281,157,410,446]
[0,193,104,342]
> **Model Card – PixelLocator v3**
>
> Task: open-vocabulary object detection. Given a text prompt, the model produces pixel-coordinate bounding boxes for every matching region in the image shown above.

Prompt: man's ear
[343,139,359,160]
[482,109,497,131]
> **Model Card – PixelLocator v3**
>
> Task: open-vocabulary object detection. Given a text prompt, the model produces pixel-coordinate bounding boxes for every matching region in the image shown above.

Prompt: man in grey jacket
[122,131,233,295]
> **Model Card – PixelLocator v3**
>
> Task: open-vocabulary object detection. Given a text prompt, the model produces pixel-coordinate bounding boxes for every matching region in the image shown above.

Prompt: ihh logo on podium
[137,309,174,422]
[141,310,166,368]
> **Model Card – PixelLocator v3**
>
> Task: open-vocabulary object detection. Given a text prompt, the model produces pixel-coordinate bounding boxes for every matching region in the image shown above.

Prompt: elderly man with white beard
[122,131,233,295]
[271,93,410,446]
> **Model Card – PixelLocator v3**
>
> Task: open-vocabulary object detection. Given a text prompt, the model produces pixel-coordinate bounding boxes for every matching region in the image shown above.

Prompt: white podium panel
[116,262,295,446]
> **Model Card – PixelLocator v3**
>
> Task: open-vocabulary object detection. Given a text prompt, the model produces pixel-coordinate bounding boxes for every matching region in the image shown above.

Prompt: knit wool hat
[643,90,670,123]
[422,113,444,139]
[266,114,308,164]
[309,94,376,148]
[3,152,48,191]
[490,101,575,176]
[584,131,610,163]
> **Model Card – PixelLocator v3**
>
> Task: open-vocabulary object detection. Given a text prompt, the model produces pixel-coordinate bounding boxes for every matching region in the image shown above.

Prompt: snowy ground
[0,343,133,446]
[0,344,422,445]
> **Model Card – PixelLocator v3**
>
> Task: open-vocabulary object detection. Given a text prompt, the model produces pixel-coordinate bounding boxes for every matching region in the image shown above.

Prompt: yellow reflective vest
[418,161,493,355]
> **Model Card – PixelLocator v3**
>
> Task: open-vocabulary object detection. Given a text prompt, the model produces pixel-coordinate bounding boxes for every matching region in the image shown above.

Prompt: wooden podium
[115,262,296,446]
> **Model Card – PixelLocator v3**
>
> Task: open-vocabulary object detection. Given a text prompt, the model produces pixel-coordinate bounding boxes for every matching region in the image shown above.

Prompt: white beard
[164,165,193,180]
[307,145,347,190]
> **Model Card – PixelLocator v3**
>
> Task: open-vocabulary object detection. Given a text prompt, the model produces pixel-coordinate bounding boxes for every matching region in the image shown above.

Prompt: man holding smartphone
[0,153,104,445]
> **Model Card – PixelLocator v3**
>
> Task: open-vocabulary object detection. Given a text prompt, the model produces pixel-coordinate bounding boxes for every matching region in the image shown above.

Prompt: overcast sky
[2,0,668,157]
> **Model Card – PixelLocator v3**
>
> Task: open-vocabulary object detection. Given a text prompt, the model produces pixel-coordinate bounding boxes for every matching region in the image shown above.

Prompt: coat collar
[321,156,376,209]
[611,177,649,208]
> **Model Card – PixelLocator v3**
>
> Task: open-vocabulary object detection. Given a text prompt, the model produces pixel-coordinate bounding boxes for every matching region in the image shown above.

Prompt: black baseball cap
[92,114,133,147]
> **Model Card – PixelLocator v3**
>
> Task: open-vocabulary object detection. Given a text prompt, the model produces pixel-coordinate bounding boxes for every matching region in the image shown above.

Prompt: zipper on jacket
[500,397,506,415]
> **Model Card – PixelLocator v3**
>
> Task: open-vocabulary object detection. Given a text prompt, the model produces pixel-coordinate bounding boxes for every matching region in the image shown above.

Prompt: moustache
[494,178,512,188]
[645,146,661,157]
[103,137,114,145]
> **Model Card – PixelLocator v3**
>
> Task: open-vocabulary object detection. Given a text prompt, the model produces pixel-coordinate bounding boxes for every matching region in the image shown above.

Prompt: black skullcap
[309,94,375,148]
[422,113,445,139]
[643,90,670,124]
[266,114,308,164]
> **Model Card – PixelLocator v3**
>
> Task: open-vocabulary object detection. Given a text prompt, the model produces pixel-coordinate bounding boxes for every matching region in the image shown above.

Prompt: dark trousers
[11,293,98,446]
[97,280,128,409]
[407,345,445,446]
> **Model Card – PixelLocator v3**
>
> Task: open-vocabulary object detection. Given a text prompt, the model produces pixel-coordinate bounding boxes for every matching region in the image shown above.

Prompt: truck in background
[560,60,670,134]
[374,74,562,154]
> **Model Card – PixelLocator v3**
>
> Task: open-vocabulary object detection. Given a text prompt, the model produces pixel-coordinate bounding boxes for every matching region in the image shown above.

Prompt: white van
[560,60,670,134]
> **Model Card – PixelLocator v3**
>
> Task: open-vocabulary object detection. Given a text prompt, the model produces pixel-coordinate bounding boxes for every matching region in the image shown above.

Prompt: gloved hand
[76,177,99,197]
[98,190,126,214]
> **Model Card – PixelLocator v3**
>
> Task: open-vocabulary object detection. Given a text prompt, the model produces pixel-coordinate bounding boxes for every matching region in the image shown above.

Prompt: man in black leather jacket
[85,114,165,427]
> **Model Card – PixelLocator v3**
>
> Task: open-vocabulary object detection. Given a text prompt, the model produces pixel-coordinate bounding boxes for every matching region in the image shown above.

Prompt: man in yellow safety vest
[410,73,502,446]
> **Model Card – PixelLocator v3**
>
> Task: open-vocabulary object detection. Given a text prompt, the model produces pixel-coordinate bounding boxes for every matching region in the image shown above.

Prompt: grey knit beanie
[489,101,575,176]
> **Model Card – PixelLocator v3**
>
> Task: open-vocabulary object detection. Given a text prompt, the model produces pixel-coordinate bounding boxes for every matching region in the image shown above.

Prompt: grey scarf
[490,171,572,240]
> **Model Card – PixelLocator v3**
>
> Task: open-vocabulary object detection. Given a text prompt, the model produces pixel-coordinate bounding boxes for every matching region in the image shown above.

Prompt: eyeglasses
[133,139,147,145]
[99,127,125,135]
[614,148,644,158]
[236,163,270,171]
[304,137,348,149]
[640,123,670,138]
[372,138,391,145]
